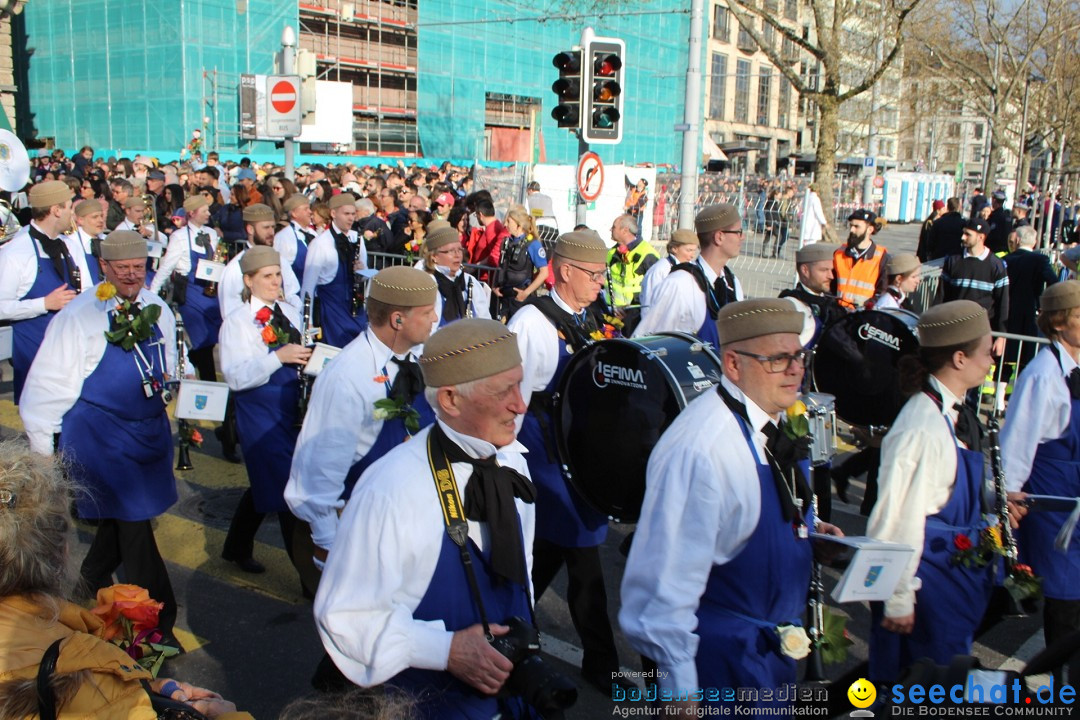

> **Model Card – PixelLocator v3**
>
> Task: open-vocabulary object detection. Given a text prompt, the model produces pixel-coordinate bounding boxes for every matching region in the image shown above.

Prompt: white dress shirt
[803,191,827,242]
[431,266,492,326]
[19,288,178,455]
[217,245,302,319]
[873,288,905,310]
[506,289,576,419]
[639,255,677,318]
[273,220,312,270]
[0,224,96,321]
[620,377,778,693]
[631,256,744,338]
[866,375,964,618]
[219,298,303,392]
[150,223,218,294]
[314,421,534,687]
[301,224,367,301]
[1001,343,1075,492]
[284,328,420,550]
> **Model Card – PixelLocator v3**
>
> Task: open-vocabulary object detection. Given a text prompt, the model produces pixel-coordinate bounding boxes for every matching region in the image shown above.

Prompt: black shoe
[222,553,266,574]
[581,667,638,695]
[831,469,850,504]
[213,426,242,463]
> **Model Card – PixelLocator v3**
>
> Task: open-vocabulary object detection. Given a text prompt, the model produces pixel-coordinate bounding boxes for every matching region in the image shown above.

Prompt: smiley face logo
[848,678,876,709]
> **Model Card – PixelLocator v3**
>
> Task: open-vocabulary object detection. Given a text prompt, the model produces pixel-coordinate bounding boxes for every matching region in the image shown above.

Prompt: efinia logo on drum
[593,361,648,390]
[857,322,901,351]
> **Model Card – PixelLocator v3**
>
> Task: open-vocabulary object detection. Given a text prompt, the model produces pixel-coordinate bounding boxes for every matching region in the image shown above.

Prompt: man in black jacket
[986,190,1012,255]
[1004,224,1057,371]
[927,197,966,260]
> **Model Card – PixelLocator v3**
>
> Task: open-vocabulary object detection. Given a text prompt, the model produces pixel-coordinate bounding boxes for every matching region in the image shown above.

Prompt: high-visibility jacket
[607,240,660,307]
[833,243,887,309]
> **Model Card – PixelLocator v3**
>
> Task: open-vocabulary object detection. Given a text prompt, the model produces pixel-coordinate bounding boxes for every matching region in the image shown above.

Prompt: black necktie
[331,227,355,297]
[952,402,985,453]
[30,226,78,288]
[193,230,212,253]
[431,423,536,586]
[435,271,467,322]
[271,303,301,345]
[388,355,424,405]
[1067,368,1080,400]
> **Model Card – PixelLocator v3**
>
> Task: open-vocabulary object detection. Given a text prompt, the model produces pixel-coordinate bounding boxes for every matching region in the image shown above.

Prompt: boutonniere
[101,282,161,351]
[782,400,810,441]
[775,624,812,659]
[590,313,625,341]
[373,397,421,434]
[254,305,288,349]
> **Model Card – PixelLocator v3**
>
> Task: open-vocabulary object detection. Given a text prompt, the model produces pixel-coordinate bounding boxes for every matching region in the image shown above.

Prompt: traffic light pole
[577,132,589,227]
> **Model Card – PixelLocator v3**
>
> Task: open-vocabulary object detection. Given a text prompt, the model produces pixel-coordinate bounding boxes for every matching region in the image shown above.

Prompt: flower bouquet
[255,306,289,349]
[91,584,180,677]
[589,314,624,341]
[99,282,162,352]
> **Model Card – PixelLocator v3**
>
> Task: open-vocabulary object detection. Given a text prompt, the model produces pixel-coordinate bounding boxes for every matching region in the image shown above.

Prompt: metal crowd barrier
[366,250,496,278]
[984,331,1051,414]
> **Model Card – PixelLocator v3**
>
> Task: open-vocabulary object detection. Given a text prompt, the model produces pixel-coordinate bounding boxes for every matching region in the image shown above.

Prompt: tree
[725,0,923,222]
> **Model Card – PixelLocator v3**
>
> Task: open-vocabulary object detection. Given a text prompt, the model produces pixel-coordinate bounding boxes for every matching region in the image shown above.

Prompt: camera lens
[509,655,578,713]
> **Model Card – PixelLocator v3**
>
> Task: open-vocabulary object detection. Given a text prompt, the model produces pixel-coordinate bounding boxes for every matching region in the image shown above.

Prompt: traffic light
[551,50,583,130]
[583,36,625,144]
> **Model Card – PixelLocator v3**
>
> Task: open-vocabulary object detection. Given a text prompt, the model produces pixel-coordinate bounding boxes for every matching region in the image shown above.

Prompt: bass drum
[554,332,722,523]
[811,309,919,428]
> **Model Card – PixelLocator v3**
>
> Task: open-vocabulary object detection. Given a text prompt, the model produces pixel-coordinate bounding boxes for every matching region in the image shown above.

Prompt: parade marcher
[314,319,546,718]
[606,213,659,330]
[833,209,888,310]
[621,299,841,712]
[491,205,548,322]
[632,203,745,344]
[1004,225,1058,372]
[19,230,183,646]
[1002,280,1080,684]
[218,203,301,320]
[421,225,491,326]
[935,217,1009,358]
[273,193,314,286]
[866,300,996,682]
[508,230,631,693]
[150,194,224,382]
[70,199,107,270]
[219,246,311,576]
[301,193,367,348]
[639,228,700,320]
[871,252,922,311]
[0,181,87,403]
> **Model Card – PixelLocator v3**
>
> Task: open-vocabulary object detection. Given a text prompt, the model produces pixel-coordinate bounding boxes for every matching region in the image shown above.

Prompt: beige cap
[420,318,522,388]
[100,230,148,261]
[29,180,73,209]
[283,194,308,213]
[553,230,607,264]
[917,300,991,348]
[424,226,461,252]
[74,200,104,218]
[123,197,144,210]
[1041,280,1080,312]
[427,219,451,233]
[239,246,280,274]
[795,243,840,265]
[328,193,355,210]
[885,252,921,277]
[242,203,275,223]
[183,195,209,214]
[367,266,437,307]
[670,229,700,247]
[695,203,741,234]
[716,298,804,346]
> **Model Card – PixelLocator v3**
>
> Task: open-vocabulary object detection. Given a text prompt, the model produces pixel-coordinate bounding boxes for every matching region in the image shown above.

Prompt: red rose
[255,306,272,324]
[954,534,973,551]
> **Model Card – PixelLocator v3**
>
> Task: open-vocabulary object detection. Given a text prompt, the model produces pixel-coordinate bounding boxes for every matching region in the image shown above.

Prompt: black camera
[489,617,577,715]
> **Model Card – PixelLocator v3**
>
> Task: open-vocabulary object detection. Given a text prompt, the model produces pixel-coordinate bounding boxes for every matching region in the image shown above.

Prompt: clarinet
[350,239,366,317]
[987,409,1027,616]
[804,493,828,682]
[171,304,194,471]
[296,293,319,426]
[464,275,474,319]
[604,264,616,316]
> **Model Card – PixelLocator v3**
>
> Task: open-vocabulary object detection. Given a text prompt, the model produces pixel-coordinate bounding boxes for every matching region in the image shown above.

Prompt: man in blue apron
[632,203,744,344]
[0,180,88,403]
[867,300,997,682]
[622,299,841,712]
[19,230,183,645]
[1003,280,1080,683]
[315,319,550,719]
[274,193,314,286]
[301,193,367,348]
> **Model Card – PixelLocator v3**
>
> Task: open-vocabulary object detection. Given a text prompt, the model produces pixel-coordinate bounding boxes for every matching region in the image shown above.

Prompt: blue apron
[81,240,101,285]
[13,238,77,404]
[869,422,994,682]
[291,224,309,286]
[180,227,223,351]
[694,414,813,704]
[61,322,176,522]
[390,515,536,719]
[697,312,721,349]
[235,344,301,514]
[316,243,367,348]
[1018,371,1080,600]
[520,337,608,547]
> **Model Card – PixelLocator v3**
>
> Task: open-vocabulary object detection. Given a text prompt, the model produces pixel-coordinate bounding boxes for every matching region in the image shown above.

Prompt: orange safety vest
[833,244,887,310]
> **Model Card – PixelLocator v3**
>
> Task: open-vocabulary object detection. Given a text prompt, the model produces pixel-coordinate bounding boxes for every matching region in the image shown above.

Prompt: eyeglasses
[732,348,808,374]
[566,263,606,283]
[719,229,745,236]
[435,246,464,256]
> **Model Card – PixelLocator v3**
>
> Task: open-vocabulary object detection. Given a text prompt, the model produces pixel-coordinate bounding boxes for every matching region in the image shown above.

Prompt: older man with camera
[314,318,576,719]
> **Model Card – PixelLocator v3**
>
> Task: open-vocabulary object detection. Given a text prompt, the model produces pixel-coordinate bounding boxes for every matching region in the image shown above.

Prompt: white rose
[373,408,390,421]
[776,624,812,660]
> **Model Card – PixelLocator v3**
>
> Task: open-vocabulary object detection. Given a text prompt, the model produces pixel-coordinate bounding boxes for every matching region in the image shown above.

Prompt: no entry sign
[266,75,302,137]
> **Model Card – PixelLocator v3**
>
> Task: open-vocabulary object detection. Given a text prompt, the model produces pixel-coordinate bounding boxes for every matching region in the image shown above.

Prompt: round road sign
[271,80,297,114]
[577,151,604,203]
[873,176,884,189]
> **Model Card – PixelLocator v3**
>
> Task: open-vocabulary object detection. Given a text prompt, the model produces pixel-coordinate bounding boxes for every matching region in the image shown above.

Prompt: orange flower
[91,584,164,641]
[190,429,203,445]
[373,374,390,383]
[261,325,278,345]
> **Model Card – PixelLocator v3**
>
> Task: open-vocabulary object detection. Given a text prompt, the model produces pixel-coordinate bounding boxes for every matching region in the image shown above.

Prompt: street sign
[577,151,604,202]
[873,176,884,189]
[266,75,302,137]
[863,157,875,168]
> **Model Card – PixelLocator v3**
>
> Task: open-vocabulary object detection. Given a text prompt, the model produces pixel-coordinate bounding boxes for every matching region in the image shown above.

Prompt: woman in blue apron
[867,300,997,683]
[218,246,311,575]
[1003,280,1080,683]
[278,193,312,285]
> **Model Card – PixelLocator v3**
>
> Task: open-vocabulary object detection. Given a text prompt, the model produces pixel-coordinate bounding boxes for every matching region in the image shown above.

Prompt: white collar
[963,247,990,260]
[721,375,781,430]
[927,375,962,425]
[1054,340,1079,374]
[437,418,527,458]
[550,289,579,315]
[436,265,463,280]
[696,255,719,284]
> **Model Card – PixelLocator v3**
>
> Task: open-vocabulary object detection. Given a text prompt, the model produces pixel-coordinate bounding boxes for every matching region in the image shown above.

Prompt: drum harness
[672,261,736,318]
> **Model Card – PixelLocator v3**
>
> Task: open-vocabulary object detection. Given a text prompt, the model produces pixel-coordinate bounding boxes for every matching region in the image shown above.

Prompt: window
[973,123,984,140]
[944,145,959,163]
[947,122,961,139]
[709,53,728,120]
[970,145,983,163]
[778,77,791,128]
[737,20,755,51]
[762,23,775,51]
[735,59,751,123]
[757,66,772,126]
[782,35,798,63]
[713,5,730,42]
[785,0,798,20]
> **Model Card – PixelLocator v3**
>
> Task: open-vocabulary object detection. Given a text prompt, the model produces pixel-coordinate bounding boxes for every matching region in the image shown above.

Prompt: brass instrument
[201,235,229,298]
[987,409,1032,616]
[141,193,158,231]
[0,199,19,244]
[804,493,829,683]
[296,292,321,427]
[171,303,194,471]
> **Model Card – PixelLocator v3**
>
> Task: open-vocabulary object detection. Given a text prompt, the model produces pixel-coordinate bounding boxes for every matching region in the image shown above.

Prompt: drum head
[812,309,919,427]
[554,333,721,523]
